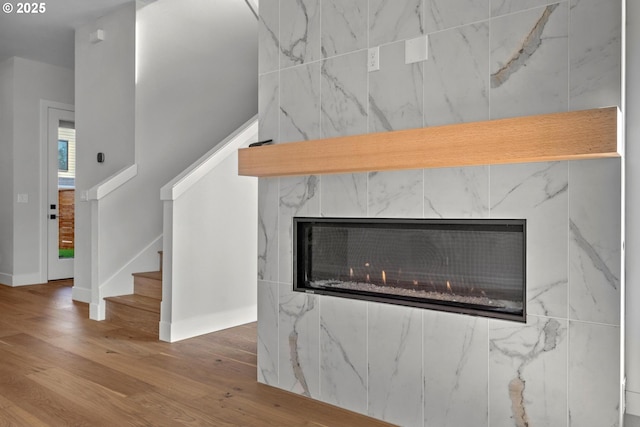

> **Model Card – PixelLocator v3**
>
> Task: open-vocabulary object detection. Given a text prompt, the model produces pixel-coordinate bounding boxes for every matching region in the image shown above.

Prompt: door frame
[39,100,75,283]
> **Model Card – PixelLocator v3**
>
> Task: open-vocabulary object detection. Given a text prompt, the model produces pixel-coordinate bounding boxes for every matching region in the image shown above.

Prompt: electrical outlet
[368,47,380,72]
[17,193,28,203]
[622,376,627,414]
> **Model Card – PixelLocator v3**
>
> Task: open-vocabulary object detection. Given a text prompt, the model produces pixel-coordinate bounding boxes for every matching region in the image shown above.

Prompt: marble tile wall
[257,1,623,426]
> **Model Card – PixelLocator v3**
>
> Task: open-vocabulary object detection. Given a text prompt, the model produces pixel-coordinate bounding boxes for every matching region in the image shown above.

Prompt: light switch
[17,194,28,203]
[405,35,429,64]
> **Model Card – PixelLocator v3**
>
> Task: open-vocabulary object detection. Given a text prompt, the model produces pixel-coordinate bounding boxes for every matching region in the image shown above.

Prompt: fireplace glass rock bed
[293,217,526,322]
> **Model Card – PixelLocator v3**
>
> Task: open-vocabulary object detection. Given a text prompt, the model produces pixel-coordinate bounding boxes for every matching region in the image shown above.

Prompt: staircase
[104,252,163,336]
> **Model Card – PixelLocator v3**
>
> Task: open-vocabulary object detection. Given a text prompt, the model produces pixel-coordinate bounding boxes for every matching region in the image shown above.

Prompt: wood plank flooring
[0,281,394,427]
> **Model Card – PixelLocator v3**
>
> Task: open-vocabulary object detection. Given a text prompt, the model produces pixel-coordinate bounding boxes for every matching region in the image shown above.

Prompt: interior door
[47,107,75,280]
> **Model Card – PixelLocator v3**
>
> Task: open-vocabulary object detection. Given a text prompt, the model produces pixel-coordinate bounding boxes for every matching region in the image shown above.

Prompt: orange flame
[382,270,386,285]
[446,280,452,293]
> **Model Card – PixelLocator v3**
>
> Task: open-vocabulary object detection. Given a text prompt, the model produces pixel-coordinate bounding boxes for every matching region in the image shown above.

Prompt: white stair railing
[88,164,136,320]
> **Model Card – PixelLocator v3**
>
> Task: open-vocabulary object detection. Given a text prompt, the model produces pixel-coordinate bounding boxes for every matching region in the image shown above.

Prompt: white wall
[74,2,136,301]
[0,57,73,286]
[626,0,640,417]
[14,58,74,284]
[0,59,14,282]
[160,120,258,342]
[79,0,257,315]
[125,0,257,283]
[168,152,257,341]
[135,0,258,176]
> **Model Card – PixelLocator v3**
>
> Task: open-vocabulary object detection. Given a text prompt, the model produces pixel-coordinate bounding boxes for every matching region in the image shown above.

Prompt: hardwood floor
[0,281,394,427]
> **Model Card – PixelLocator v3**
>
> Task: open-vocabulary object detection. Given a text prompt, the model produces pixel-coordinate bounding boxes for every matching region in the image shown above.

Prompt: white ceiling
[0,0,136,69]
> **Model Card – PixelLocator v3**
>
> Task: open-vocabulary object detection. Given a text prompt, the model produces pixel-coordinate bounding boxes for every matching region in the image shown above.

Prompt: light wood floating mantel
[238,107,620,177]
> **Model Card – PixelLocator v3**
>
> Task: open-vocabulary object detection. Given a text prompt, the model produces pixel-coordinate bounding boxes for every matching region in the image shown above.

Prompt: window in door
[57,121,75,259]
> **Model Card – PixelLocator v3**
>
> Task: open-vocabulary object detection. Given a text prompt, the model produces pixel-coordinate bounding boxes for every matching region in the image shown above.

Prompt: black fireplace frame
[293,217,527,322]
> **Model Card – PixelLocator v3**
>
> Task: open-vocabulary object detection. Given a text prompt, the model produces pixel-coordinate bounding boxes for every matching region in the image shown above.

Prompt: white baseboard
[90,302,106,321]
[628,390,640,417]
[164,305,257,343]
[72,286,91,303]
[5,272,44,286]
[0,272,11,286]
[159,320,172,342]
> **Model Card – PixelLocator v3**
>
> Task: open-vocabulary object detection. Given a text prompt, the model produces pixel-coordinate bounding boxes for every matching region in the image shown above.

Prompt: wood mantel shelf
[238,107,620,178]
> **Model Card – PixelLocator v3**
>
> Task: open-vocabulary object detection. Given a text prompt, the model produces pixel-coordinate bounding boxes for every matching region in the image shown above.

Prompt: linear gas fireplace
[293,217,526,322]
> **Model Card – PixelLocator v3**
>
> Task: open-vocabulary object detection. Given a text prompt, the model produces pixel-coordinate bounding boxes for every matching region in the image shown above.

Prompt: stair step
[105,294,160,336]
[133,271,162,300]
[106,294,160,313]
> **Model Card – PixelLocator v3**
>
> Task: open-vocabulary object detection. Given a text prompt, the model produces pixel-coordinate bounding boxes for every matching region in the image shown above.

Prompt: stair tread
[132,271,162,280]
[105,294,160,314]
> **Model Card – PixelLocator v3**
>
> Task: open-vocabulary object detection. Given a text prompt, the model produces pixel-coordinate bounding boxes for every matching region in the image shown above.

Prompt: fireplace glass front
[293,217,526,322]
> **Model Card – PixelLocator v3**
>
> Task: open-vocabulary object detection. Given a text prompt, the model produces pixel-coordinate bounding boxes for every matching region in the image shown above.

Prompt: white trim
[89,232,162,321]
[88,164,138,200]
[7,272,45,286]
[159,320,172,342]
[161,116,258,201]
[98,234,162,298]
[0,272,12,286]
[163,305,257,343]
[619,106,624,155]
[159,201,174,342]
[628,390,640,416]
[39,100,74,284]
[90,200,100,319]
[71,285,91,303]
[90,302,106,321]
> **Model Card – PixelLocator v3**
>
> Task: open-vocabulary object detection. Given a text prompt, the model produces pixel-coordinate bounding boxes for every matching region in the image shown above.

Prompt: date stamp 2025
[3,2,46,14]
